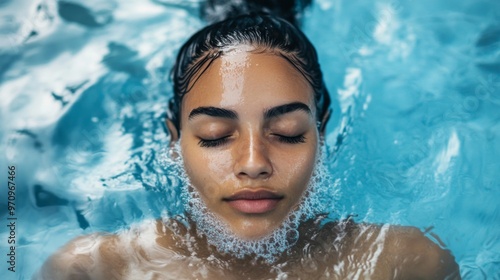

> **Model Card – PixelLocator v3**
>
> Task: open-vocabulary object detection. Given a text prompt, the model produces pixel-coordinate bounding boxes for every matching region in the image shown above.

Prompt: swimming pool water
[0,0,499,279]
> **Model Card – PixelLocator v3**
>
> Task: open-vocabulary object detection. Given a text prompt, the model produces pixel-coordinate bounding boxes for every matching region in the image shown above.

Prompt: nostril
[235,156,273,179]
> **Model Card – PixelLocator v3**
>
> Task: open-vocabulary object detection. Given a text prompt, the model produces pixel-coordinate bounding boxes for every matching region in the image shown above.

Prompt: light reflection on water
[0,0,499,278]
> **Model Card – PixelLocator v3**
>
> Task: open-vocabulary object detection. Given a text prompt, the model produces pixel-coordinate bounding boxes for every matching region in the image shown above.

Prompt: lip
[223,190,284,214]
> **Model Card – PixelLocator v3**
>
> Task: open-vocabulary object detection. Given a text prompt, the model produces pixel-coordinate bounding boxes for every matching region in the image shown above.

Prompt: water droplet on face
[160,143,338,262]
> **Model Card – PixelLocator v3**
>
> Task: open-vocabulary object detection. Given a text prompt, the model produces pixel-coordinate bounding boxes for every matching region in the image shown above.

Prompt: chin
[224,214,286,240]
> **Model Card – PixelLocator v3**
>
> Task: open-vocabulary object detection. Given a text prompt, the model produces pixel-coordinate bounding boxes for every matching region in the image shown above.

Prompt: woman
[39,0,460,279]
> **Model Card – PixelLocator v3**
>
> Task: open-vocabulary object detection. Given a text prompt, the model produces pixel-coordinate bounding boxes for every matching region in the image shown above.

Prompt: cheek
[275,144,317,195]
[294,156,316,187]
[204,150,234,185]
[180,140,234,194]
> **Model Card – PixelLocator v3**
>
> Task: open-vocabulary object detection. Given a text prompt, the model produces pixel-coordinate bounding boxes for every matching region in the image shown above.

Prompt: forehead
[181,51,315,115]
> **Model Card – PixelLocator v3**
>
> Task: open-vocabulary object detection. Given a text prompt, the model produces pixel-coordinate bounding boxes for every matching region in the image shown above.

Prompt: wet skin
[39,219,461,279]
[178,50,318,239]
[38,50,461,279]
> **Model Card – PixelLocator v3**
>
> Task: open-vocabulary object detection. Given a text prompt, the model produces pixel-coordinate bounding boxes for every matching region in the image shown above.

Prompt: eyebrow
[188,106,238,120]
[188,102,311,121]
[264,102,312,120]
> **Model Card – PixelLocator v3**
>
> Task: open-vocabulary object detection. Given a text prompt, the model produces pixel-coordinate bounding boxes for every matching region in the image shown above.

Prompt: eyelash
[275,134,306,144]
[198,134,306,148]
[198,136,231,148]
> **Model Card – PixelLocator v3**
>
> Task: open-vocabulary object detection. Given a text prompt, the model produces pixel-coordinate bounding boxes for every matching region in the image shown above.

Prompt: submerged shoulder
[36,233,125,280]
[371,224,461,279]
[36,219,172,280]
[319,221,460,279]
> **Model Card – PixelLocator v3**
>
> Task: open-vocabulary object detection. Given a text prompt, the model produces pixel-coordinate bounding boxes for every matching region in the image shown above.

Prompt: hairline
[179,44,315,129]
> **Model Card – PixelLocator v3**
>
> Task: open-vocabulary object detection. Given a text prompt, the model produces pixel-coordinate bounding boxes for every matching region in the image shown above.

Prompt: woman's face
[178,49,319,240]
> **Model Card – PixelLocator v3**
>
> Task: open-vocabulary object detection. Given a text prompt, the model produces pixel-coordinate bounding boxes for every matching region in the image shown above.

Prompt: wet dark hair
[168,0,331,133]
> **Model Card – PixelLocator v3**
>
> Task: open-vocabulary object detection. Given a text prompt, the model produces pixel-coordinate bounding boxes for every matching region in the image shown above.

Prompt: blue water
[0,0,499,279]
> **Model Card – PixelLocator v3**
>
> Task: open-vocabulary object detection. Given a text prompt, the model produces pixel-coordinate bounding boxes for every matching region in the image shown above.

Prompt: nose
[234,132,272,180]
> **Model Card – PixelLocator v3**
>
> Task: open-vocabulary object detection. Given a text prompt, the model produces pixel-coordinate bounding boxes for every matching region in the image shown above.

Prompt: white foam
[159,142,336,262]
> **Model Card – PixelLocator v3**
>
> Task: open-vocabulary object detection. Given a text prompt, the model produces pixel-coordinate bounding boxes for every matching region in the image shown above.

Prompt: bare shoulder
[36,220,173,280]
[367,224,461,280]
[323,221,461,279]
[36,232,125,280]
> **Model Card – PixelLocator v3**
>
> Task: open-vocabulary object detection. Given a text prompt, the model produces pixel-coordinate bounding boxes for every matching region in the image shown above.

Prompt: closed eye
[273,134,306,144]
[198,136,231,148]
